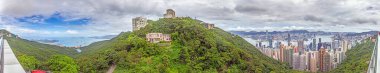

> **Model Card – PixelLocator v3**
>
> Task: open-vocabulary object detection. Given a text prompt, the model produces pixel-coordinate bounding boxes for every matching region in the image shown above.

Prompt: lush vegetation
[47,55,79,73]
[76,17,298,73]
[18,55,40,70]
[1,30,78,71]
[4,34,78,61]
[329,39,375,73]
[2,18,308,72]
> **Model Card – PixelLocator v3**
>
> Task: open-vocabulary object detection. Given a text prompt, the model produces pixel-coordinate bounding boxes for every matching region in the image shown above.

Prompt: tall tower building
[318,38,322,50]
[308,51,318,72]
[284,46,293,65]
[297,40,304,51]
[313,39,317,51]
[300,54,306,70]
[269,36,273,48]
[293,53,300,70]
[266,30,269,40]
[342,40,348,53]
[319,48,331,72]
[288,33,291,46]
[280,44,285,62]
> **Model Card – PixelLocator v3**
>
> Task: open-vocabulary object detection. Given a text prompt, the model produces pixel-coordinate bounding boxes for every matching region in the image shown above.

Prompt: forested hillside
[1,30,79,72]
[76,17,300,73]
[329,38,375,73]
[1,17,304,73]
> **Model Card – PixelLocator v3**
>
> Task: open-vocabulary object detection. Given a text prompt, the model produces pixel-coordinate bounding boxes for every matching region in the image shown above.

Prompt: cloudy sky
[0,0,379,38]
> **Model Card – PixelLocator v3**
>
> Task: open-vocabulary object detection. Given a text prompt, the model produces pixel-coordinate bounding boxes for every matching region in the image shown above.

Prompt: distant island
[88,35,117,39]
[35,39,59,44]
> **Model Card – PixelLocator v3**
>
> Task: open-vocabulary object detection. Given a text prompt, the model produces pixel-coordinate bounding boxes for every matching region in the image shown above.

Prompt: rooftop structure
[203,23,215,29]
[163,9,176,18]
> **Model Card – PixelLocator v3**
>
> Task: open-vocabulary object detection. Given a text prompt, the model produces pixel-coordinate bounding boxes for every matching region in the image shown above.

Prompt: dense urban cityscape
[233,30,378,72]
[0,0,380,73]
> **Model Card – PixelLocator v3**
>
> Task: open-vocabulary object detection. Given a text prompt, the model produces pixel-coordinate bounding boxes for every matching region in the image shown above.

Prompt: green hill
[74,32,131,58]
[77,17,299,73]
[1,30,78,61]
[329,38,375,73]
[1,30,79,71]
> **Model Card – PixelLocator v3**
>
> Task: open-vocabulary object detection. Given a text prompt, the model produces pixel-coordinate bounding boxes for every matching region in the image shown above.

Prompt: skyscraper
[284,46,293,65]
[300,53,307,70]
[259,42,262,47]
[308,51,318,72]
[269,36,273,48]
[342,40,348,53]
[313,39,317,51]
[266,30,269,40]
[319,48,331,72]
[280,44,285,62]
[318,38,322,50]
[288,33,291,46]
[297,40,304,52]
[293,53,300,70]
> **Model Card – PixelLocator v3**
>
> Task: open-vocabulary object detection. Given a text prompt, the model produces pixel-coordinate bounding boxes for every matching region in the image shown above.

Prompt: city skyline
[0,0,379,38]
[0,0,377,72]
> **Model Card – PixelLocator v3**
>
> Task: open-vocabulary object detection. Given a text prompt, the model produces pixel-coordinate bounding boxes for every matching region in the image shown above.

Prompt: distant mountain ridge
[230,30,379,36]
[88,35,117,39]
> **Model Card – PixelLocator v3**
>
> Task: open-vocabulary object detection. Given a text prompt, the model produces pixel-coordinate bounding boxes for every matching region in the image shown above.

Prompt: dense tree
[18,55,40,71]
[2,17,307,73]
[329,39,374,73]
[77,17,297,72]
[47,55,79,73]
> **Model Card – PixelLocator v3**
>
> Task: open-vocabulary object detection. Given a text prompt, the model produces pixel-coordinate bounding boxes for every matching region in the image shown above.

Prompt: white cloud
[66,30,79,34]
[0,0,379,38]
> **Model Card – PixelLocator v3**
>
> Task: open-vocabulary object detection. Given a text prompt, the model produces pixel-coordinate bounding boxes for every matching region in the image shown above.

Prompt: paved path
[3,39,26,73]
[106,64,117,73]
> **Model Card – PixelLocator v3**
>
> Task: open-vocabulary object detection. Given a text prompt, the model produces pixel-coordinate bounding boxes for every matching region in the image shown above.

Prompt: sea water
[24,37,110,47]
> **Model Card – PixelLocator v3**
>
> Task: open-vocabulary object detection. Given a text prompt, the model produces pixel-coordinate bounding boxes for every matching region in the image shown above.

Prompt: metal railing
[0,37,4,73]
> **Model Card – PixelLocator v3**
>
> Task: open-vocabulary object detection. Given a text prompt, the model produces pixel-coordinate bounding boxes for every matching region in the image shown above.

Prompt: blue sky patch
[16,12,91,31]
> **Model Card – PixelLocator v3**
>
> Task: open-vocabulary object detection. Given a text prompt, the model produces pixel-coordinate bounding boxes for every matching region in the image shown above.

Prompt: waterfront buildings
[249,33,368,72]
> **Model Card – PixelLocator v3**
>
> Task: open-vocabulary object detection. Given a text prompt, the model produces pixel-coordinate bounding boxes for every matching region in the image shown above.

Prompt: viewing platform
[367,32,380,73]
[1,37,26,73]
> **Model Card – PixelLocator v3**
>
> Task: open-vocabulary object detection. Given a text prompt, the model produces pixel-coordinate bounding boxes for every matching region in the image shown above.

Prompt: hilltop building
[203,23,215,29]
[146,33,171,43]
[132,17,148,31]
[164,9,176,18]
